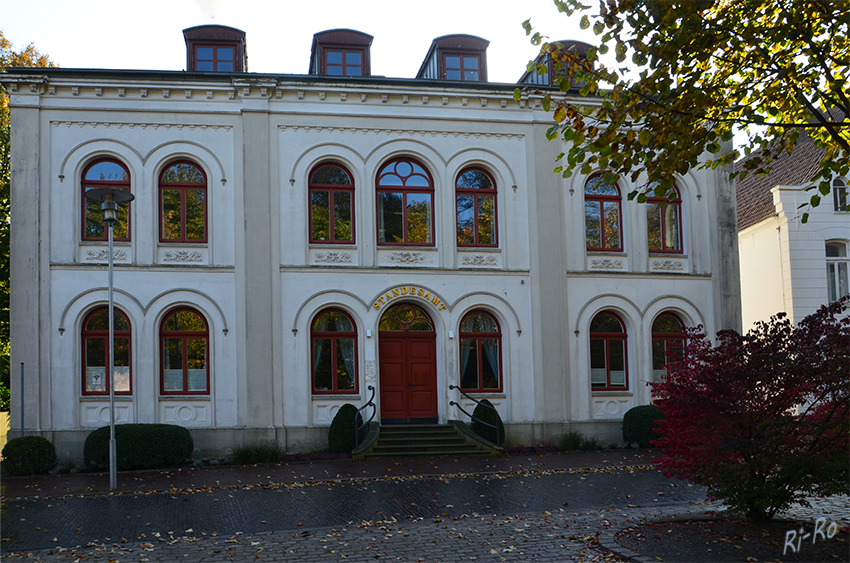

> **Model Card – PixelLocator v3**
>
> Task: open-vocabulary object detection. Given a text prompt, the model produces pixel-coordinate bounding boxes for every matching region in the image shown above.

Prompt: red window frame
[456,167,498,247]
[376,158,435,247]
[194,44,236,72]
[646,187,683,253]
[584,175,623,252]
[309,163,356,244]
[81,307,132,396]
[311,308,359,394]
[159,161,208,244]
[81,158,131,241]
[321,47,366,77]
[459,310,503,393]
[160,307,210,396]
[441,52,481,81]
[651,313,685,383]
[589,311,629,391]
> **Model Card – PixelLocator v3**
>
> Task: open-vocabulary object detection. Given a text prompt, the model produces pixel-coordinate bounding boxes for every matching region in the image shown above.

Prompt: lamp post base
[109,438,117,490]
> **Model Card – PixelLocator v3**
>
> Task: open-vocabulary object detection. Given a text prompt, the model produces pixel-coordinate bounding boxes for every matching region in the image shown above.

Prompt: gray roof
[735,132,825,231]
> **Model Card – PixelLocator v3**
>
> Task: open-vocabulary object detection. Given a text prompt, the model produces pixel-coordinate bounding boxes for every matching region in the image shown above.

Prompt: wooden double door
[378,304,438,424]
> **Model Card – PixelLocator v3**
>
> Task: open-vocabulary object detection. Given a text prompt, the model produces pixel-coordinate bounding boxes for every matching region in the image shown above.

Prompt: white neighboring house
[4,26,741,460]
[737,133,850,330]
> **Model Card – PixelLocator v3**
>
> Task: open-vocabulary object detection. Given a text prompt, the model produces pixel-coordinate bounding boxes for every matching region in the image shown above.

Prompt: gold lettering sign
[373,285,447,311]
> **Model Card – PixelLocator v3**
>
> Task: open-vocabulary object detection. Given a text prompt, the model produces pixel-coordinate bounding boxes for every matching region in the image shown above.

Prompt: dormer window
[417,35,489,82]
[183,25,247,73]
[518,40,593,88]
[195,45,235,72]
[444,53,480,81]
[310,29,373,77]
[325,49,363,76]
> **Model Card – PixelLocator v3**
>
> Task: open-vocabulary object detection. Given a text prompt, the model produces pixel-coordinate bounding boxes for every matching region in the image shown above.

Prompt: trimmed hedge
[328,404,363,453]
[471,399,505,445]
[1,436,57,476]
[622,404,665,448]
[84,424,193,471]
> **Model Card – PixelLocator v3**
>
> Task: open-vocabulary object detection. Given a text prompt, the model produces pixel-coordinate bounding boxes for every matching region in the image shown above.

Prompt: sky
[2,0,595,83]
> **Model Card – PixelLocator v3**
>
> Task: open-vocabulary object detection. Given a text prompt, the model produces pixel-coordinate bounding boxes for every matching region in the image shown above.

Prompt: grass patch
[560,430,584,451]
[232,440,282,465]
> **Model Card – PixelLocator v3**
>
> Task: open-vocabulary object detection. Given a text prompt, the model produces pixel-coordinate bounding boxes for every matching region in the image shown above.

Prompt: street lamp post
[84,187,135,490]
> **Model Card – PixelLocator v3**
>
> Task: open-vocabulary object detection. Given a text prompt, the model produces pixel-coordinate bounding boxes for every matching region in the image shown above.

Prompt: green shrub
[580,436,602,450]
[622,404,665,448]
[232,440,282,465]
[471,399,505,445]
[1,436,57,476]
[561,430,584,451]
[84,424,193,471]
[328,404,363,453]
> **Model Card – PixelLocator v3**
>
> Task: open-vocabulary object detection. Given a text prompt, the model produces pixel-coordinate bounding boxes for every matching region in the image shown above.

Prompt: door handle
[408,383,414,389]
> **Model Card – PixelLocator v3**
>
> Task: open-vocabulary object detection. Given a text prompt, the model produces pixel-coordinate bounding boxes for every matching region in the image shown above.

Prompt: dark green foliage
[1,436,56,475]
[328,404,363,453]
[0,379,8,411]
[561,430,584,451]
[84,424,193,471]
[622,405,665,448]
[471,399,505,445]
[580,436,602,450]
[232,440,282,465]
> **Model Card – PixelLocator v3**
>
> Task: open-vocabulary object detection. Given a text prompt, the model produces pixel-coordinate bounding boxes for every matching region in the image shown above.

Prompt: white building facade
[4,27,741,460]
[737,134,850,330]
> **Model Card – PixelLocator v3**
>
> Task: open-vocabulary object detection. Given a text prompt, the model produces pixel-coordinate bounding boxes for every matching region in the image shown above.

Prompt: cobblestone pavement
[3,453,845,562]
[1,454,708,562]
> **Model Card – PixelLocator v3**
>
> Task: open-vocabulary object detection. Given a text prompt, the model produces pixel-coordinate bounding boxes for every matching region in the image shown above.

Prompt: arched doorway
[378,303,438,424]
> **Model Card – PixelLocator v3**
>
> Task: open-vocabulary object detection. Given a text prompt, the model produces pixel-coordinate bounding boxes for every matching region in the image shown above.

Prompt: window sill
[591,390,632,396]
[158,242,209,247]
[80,241,132,246]
[158,395,211,401]
[312,394,361,400]
[80,395,133,401]
[586,250,625,255]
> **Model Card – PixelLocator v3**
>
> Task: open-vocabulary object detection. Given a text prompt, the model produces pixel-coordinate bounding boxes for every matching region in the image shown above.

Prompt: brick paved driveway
[1,461,709,562]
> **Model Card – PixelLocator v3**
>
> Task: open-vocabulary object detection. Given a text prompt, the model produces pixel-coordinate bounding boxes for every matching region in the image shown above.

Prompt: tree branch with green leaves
[518,0,849,220]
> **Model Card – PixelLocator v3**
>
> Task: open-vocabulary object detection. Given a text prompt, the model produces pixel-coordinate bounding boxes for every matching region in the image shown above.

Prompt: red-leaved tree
[652,298,849,521]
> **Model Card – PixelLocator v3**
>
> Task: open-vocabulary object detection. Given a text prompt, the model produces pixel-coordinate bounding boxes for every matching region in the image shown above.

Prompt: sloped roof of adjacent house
[735,132,825,231]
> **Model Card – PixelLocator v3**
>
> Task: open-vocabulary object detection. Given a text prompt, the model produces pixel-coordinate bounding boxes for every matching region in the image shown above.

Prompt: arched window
[309,163,355,243]
[584,175,622,251]
[459,310,502,392]
[826,241,849,303]
[159,161,207,243]
[456,168,498,247]
[647,185,682,253]
[161,308,209,395]
[376,158,434,246]
[589,312,628,390]
[651,313,685,383]
[311,309,358,394]
[834,178,848,212]
[82,307,132,395]
[82,159,131,241]
[379,303,435,331]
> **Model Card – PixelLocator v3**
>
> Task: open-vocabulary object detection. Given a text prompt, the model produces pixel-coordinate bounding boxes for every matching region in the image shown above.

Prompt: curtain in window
[338,337,356,390]
[481,338,499,388]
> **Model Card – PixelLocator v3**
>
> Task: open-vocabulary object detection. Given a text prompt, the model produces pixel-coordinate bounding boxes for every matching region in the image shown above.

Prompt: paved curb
[597,495,850,563]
